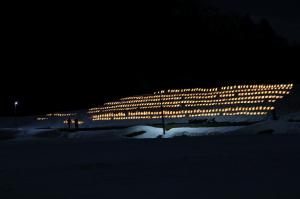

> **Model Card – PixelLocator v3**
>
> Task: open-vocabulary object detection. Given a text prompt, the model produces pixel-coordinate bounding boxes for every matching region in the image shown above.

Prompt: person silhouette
[67,117,71,129]
[74,118,79,129]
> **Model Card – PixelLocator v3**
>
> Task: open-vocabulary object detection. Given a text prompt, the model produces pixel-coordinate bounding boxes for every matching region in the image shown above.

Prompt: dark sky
[210,0,300,42]
[1,1,299,116]
[2,48,298,116]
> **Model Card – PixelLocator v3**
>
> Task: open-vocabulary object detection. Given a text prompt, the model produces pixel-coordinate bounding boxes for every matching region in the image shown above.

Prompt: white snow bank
[164,126,243,138]
[125,126,163,138]
[125,120,300,138]
[123,126,243,139]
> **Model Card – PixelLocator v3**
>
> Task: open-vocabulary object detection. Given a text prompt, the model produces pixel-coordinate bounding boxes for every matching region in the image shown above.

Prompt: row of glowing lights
[185,100,275,107]
[119,90,289,105]
[128,106,275,115]
[214,91,289,98]
[191,112,268,117]
[114,89,292,104]
[90,105,182,113]
[223,112,268,116]
[157,84,293,94]
[92,106,274,119]
[102,89,291,106]
[183,95,283,103]
[103,95,283,110]
[37,113,76,121]
[238,91,289,96]
[88,99,274,114]
[92,111,270,121]
[110,86,293,101]
[158,88,293,98]
[147,90,289,100]
[63,120,84,125]
[89,100,272,113]
[37,117,48,121]
[93,115,187,120]
[46,113,76,117]
[88,95,283,112]
[105,97,181,106]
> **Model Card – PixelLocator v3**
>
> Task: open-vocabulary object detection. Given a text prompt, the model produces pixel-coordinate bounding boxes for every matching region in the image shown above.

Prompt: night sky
[2,51,298,116]
[1,0,299,116]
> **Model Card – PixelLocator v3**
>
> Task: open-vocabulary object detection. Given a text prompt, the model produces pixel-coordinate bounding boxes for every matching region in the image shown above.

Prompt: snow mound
[124,126,243,139]
[125,126,163,138]
[164,126,243,138]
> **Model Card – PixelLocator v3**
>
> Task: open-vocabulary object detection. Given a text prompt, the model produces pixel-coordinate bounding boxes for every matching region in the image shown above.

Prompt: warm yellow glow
[36,117,48,121]
[63,120,84,125]
[46,113,76,117]
[88,84,293,121]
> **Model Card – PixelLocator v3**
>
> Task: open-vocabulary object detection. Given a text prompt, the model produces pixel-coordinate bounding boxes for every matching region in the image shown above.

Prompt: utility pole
[159,90,166,135]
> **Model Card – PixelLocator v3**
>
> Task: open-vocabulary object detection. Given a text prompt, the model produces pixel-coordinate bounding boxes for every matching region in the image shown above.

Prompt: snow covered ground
[1,134,300,198]
[1,112,300,198]
[1,111,300,142]
[86,120,300,139]
[1,117,300,141]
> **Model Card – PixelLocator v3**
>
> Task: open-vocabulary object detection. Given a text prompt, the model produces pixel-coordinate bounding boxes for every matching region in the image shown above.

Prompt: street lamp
[14,101,18,109]
[14,101,19,129]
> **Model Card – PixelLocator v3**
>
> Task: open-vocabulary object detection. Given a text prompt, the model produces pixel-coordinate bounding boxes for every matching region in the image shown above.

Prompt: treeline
[171,0,290,47]
[94,0,295,49]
